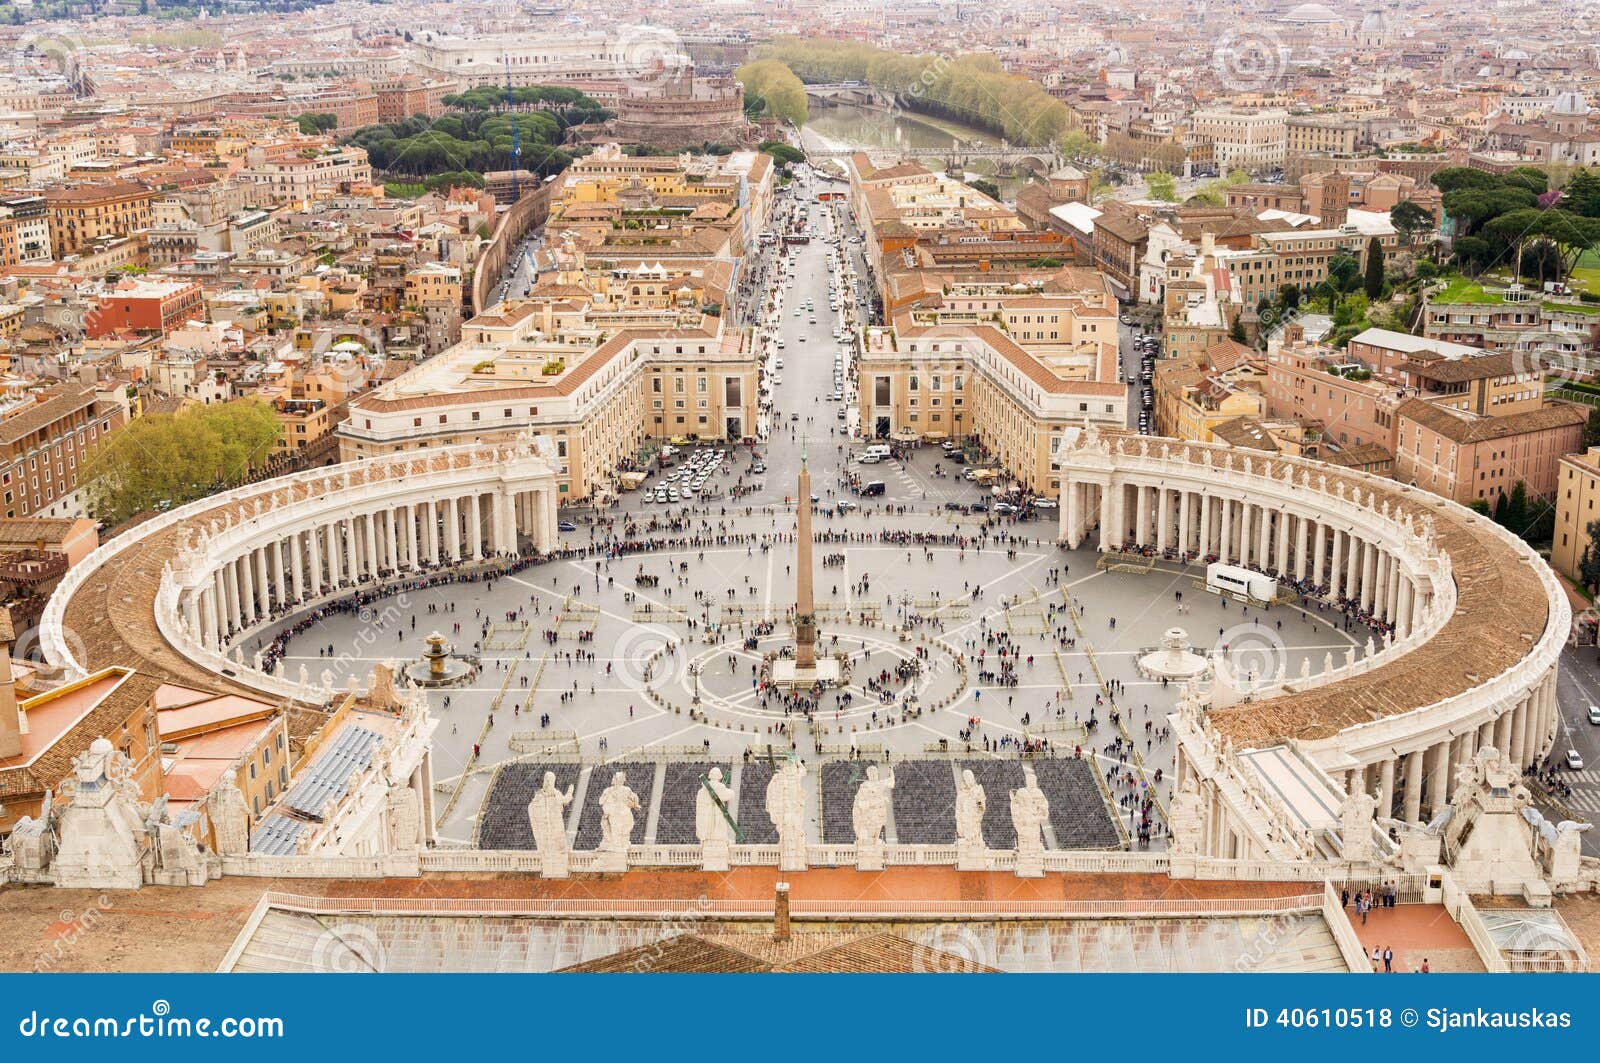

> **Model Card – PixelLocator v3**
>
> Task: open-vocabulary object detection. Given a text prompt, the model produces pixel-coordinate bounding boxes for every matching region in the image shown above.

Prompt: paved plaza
[242,214,1364,849]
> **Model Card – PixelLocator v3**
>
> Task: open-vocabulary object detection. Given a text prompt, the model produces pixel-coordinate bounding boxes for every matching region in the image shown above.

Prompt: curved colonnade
[1059,431,1566,851]
[41,441,561,703]
[38,428,1568,865]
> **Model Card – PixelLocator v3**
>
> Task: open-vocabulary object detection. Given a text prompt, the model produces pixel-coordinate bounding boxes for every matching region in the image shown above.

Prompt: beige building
[855,323,1126,495]
[338,301,759,502]
[1394,399,1586,505]
[1553,446,1600,586]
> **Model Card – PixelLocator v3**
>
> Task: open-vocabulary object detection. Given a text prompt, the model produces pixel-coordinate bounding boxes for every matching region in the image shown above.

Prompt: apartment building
[856,323,1126,495]
[1189,109,1289,168]
[0,382,127,520]
[44,181,154,257]
[1552,446,1600,586]
[1392,398,1585,504]
[338,303,759,501]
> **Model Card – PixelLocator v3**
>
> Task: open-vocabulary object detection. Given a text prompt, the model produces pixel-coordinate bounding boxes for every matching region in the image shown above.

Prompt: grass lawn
[1433,278,1504,304]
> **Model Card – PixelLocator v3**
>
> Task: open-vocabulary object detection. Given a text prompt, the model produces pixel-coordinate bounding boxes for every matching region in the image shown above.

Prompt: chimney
[773,881,791,942]
[0,608,18,760]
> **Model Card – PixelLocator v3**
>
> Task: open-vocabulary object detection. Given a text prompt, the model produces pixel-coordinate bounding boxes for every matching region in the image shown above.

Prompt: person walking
[1370,945,1381,973]
[1382,946,1393,973]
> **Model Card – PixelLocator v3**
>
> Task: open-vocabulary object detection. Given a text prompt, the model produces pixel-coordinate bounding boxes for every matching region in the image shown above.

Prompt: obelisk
[794,447,817,669]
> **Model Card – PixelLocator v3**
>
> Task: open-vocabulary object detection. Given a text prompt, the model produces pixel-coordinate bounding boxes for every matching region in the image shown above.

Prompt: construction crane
[504,52,521,201]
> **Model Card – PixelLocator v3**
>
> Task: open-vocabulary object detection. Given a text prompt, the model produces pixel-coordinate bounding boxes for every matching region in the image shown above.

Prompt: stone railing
[1441,869,1508,973]
[1322,880,1372,973]
[252,889,1323,921]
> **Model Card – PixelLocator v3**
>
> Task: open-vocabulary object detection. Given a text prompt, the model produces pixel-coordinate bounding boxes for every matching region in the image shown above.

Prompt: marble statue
[386,785,422,852]
[765,760,808,872]
[696,767,737,871]
[852,764,895,870]
[1169,777,1205,859]
[53,739,148,890]
[1339,787,1378,863]
[955,769,987,869]
[695,767,736,846]
[528,771,574,877]
[207,775,250,857]
[1010,766,1050,877]
[598,771,640,868]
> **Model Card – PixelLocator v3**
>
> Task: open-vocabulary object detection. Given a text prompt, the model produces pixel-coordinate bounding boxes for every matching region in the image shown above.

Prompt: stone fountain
[1136,627,1211,682]
[404,631,477,687]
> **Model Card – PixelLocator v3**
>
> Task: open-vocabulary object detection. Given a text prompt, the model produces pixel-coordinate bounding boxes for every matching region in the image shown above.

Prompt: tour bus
[1205,562,1278,603]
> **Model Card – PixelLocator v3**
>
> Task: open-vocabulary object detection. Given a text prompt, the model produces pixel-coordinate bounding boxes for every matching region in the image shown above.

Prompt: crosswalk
[1565,769,1600,785]
[1563,788,1600,815]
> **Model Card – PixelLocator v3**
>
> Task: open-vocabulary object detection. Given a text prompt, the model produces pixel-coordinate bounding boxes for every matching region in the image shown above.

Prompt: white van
[860,444,891,463]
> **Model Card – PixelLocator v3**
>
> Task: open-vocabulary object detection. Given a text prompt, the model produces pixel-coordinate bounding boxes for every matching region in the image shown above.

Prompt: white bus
[1205,562,1277,603]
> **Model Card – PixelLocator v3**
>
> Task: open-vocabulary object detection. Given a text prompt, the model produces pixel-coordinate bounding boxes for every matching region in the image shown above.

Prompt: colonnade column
[1402,750,1423,824]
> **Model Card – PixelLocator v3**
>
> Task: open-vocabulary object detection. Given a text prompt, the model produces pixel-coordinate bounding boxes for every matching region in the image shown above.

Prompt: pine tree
[1363,236,1385,299]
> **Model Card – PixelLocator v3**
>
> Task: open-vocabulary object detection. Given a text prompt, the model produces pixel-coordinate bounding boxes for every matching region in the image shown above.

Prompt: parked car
[1589,704,1600,725]
[1567,749,1585,770]
[557,520,577,532]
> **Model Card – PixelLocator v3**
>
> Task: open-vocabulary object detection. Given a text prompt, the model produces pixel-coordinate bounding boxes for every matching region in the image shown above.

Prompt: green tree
[1145,171,1177,202]
[1228,315,1248,344]
[1390,200,1434,247]
[1363,236,1385,299]
[968,178,1002,201]
[1328,253,1361,293]
[79,401,282,526]
[735,60,808,125]
[1562,168,1600,218]
[1057,130,1099,161]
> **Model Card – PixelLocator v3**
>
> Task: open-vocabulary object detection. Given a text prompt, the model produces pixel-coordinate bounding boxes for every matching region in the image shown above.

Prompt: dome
[1280,2,1344,23]
[1552,90,1590,116]
[1359,11,1383,31]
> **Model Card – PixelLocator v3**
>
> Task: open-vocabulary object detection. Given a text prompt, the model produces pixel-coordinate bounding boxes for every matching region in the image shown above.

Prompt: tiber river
[800,100,1028,199]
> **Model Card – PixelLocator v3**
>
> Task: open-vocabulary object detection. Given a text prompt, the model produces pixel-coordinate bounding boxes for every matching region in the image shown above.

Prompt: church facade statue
[598,771,640,871]
[528,771,574,878]
[1010,766,1050,877]
[852,765,894,871]
[955,769,988,870]
[765,760,808,872]
[696,767,737,871]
